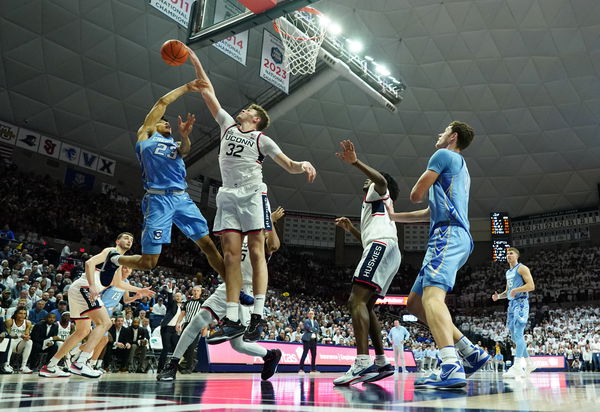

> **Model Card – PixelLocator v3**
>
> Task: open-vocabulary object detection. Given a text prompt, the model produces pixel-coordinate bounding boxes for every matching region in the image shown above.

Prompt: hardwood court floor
[0,371,598,411]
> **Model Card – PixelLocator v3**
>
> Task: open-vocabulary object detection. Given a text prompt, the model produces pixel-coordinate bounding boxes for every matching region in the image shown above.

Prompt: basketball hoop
[273,7,326,75]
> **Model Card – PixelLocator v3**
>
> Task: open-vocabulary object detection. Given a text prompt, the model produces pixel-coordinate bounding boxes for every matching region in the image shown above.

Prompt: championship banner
[213,31,249,65]
[78,150,100,171]
[0,121,18,146]
[37,136,61,159]
[96,155,116,176]
[15,128,40,152]
[59,143,81,165]
[149,0,194,28]
[64,168,95,191]
[260,29,289,94]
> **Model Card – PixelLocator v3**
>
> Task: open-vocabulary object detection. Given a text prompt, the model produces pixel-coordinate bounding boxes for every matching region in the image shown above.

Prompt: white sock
[455,336,477,356]
[110,254,121,266]
[48,357,60,368]
[252,294,265,316]
[440,346,458,364]
[375,354,386,367]
[226,302,239,322]
[356,354,371,366]
[77,351,93,365]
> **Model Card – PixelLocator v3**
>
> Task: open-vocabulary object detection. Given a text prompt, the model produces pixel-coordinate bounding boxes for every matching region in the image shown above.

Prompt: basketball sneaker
[39,365,71,378]
[261,349,282,381]
[157,361,178,382]
[460,346,491,377]
[333,361,380,386]
[362,363,395,383]
[243,314,265,342]
[502,364,525,379]
[19,366,33,374]
[524,359,536,375]
[206,317,246,345]
[414,361,466,390]
[69,361,102,378]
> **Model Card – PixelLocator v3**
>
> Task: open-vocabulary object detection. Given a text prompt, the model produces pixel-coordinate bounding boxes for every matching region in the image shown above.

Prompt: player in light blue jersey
[101,80,226,284]
[492,247,536,378]
[387,121,489,389]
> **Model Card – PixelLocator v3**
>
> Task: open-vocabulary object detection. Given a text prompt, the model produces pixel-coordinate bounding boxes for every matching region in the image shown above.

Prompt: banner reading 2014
[260,30,289,94]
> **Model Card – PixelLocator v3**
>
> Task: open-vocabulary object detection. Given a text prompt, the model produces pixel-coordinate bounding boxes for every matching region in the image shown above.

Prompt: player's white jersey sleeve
[216,109,236,136]
[360,183,398,248]
[258,134,282,158]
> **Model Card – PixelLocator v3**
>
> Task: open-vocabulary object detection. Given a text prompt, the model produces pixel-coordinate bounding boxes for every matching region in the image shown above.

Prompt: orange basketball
[160,39,189,66]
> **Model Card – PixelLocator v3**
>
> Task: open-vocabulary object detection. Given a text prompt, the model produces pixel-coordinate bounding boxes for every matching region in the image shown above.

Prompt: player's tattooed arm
[335,217,361,242]
[336,140,387,196]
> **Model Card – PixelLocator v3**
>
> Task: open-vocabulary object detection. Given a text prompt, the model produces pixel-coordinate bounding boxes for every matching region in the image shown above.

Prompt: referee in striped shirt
[180,285,204,373]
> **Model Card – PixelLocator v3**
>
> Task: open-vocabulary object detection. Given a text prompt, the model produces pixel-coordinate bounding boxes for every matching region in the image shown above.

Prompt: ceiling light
[364,55,374,61]
[346,39,364,53]
[375,64,391,76]
[328,22,342,36]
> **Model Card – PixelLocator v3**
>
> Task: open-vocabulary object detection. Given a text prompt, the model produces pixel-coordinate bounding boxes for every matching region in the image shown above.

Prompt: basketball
[160,39,189,66]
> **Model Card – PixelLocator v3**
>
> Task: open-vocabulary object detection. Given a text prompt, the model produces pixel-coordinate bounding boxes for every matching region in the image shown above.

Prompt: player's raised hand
[302,161,317,183]
[139,287,156,297]
[335,217,353,232]
[336,140,358,165]
[492,291,499,301]
[187,78,211,93]
[178,113,196,137]
[271,206,285,223]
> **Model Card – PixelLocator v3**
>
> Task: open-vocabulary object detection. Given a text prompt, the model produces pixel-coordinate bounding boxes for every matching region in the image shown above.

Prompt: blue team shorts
[411,224,472,295]
[506,298,529,330]
[141,192,209,254]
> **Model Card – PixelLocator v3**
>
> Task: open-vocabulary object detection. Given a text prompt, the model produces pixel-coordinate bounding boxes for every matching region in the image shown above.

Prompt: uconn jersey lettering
[216,109,282,188]
[135,132,187,191]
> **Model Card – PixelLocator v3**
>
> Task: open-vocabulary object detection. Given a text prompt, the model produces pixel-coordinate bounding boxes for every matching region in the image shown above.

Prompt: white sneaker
[333,362,379,386]
[298,370,305,374]
[524,361,536,375]
[503,365,525,379]
[70,362,102,378]
[39,365,71,378]
[19,366,33,374]
[3,364,14,374]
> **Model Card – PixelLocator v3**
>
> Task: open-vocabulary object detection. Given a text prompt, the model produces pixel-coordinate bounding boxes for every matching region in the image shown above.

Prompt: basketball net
[273,7,325,75]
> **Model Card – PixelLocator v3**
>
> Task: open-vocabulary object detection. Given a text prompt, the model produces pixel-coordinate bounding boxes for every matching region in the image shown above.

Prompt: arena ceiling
[1,0,599,219]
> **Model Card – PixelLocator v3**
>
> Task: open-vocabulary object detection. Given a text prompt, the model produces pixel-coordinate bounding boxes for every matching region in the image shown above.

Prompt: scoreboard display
[492,239,510,261]
[491,212,511,261]
[491,212,511,235]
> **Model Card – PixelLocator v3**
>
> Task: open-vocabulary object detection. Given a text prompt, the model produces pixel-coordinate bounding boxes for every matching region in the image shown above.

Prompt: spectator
[298,310,319,373]
[29,313,59,369]
[127,318,149,373]
[28,300,48,324]
[105,316,131,372]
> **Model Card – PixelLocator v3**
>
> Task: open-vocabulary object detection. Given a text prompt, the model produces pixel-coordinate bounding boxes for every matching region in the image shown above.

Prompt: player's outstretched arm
[266,206,285,254]
[137,80,203,143]
[335,217,361,242]
[273,153,316,182]
[187,48,222,119]
[385,202,430,223]
[85,247,112,300]
[111,271,156,297]
[336,140,387,196]
[177,113,195,157]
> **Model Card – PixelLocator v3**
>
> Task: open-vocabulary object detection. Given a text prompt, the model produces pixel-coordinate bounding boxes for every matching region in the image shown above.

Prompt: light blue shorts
[507,298,529,330]
[411,224,472,295]
[141,192,209,254]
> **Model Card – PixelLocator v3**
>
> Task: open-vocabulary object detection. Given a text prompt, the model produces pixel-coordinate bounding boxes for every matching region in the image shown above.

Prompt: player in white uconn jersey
[333,140,401,386]
[187,49,316,342]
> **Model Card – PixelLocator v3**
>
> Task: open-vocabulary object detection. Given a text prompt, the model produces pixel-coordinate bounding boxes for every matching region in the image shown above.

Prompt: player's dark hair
[117,232,134,240]
[380,172,399,201]
[450,121,475,150]
[12,306,26,319]
[249,104,270,130]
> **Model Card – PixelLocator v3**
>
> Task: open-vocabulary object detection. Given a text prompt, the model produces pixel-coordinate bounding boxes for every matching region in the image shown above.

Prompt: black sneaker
[239,290,255,306]
[100,250,121,286]
[206,317,245,345]
[243,314,264,342]
[157,360,178,381]
[261,349,282,381]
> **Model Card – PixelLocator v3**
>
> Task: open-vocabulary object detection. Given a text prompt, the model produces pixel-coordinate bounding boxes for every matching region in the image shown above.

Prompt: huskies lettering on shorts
[357,242,386,281]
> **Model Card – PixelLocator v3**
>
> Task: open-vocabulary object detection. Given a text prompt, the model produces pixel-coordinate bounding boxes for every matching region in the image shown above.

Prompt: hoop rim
[273,7,325,42]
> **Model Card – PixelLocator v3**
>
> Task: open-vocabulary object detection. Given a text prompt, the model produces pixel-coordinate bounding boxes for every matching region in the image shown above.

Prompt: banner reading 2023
[260,30,289,94]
